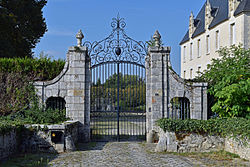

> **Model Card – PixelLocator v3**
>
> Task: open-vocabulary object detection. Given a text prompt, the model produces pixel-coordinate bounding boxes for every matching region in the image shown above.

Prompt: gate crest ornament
[83,15,147,66]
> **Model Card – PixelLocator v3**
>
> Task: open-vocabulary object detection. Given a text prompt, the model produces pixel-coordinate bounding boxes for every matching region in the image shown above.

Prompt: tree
[91,73,146,111]
[199,45,250,118]
[146,36,163,48]
[0,0,47,58]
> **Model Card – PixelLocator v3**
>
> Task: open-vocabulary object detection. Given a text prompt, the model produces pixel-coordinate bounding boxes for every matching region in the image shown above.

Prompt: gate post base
[147,130,158,143]
[78,122,90,143]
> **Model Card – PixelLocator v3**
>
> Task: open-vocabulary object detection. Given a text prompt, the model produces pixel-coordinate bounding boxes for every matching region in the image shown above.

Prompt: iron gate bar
[87,15,147,141]
[117,63,120,141]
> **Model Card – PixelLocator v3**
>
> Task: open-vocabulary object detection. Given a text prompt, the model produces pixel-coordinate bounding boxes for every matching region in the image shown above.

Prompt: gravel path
[48,142,205,167]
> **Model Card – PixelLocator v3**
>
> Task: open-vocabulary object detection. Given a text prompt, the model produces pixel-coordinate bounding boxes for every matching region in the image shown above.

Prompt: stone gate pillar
[34,30,91,142]
[145,31,208,143]
[65,45,91,142]
[146,30,171,142]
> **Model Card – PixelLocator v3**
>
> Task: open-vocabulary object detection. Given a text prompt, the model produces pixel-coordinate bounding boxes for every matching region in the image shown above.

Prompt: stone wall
[156,129,250,160]
[0,130,18,160]
[34,46,91,142]
[225,137,250,160]
[0,121,79,161]
[22,121,79,153]
[146,44,207,142]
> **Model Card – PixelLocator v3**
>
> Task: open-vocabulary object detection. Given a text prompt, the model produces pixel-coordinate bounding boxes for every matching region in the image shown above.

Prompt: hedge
[0,57,65,81]
[157,118,250,141]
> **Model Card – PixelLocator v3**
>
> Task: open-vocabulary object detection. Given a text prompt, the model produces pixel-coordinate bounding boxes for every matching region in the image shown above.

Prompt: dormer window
[229,0,241,15]
[189,12,195,38]
[205,0,213,29]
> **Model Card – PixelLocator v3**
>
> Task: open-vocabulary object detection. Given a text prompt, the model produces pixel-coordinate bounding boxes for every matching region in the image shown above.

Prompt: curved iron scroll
[83,15,148,66]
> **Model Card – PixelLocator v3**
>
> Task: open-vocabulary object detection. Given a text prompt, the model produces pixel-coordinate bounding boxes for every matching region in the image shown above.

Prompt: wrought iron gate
[84,15,147,141]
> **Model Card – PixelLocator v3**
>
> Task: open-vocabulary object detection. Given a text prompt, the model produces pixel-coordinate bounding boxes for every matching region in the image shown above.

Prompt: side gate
[84,15,147,141]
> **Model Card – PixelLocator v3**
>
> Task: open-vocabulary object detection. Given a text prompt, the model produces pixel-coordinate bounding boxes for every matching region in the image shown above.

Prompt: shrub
[157,118,250,141]
[0,57,65,115]
[0,56,65,81]
[198,45,250,118]
[0,107,68,134]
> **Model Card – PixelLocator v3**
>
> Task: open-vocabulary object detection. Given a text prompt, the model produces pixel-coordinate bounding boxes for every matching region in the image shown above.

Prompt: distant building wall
[180,1,250,79]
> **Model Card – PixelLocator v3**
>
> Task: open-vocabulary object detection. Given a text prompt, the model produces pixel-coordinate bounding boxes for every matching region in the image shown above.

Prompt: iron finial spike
[117,12,120,19]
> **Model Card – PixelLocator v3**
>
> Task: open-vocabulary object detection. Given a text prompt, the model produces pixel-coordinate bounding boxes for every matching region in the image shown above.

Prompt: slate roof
[234,0,250,15]
[180,0,250,45]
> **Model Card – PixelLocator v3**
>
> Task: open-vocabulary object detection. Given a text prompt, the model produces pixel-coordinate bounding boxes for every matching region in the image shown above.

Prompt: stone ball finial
[76,29,84,47]
[153,30,161,47]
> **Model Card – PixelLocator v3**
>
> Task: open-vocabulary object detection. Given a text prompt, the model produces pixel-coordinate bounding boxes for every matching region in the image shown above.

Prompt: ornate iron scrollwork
[83,15,147,66]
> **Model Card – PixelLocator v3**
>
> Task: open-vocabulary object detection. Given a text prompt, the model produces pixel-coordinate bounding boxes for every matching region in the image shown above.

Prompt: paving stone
[47,142,206,167]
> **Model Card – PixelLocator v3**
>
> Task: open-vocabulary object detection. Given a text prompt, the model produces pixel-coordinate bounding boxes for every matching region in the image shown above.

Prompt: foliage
[0,119,24,134]
[166,150,245,166]
[0,56,65,115]
[198,45,250,118]
[91,73,146,111]
[146,36,163,47]
[157,118,250,141]
[0,0,47,58]
[0,106,68,134]
[0,72,36,115]
[0,153,57,167]
[0,55,65,81]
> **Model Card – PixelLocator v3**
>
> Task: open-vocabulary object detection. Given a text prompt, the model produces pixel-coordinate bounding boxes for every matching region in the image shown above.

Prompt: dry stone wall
[0,130,17,160]
[0,121,79,161]
[156,129,250,160]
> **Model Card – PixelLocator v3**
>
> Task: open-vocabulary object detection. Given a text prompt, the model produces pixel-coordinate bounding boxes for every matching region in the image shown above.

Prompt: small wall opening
[46,97,66,111]
[170,97,190,120]
[51,131,63,144]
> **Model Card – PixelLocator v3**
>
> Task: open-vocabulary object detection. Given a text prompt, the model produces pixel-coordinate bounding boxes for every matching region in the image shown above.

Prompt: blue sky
[33,0,206,75]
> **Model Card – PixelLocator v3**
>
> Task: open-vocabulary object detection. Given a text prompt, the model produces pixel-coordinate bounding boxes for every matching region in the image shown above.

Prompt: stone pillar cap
[153,30,161,48]
[76,29,84,47]
[76,29,84,39]
[153,30,161,40]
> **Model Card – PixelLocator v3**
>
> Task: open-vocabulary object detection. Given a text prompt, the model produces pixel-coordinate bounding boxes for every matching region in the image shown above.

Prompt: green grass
[76,142,97,151]
[165,150,249,167]
[91,120,145,135]
[0,153,57,167]
[169,150,240,160]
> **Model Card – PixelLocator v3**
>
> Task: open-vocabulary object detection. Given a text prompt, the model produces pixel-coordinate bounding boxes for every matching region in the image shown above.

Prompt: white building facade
[180,0,250,79]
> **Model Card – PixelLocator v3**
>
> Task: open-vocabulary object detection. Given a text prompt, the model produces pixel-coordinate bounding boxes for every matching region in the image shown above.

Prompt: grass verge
[0,153,58,167]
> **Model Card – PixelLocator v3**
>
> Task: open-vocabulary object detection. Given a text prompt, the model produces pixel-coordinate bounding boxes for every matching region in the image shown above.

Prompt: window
[215,30,220,50]
[46,97,66,111]
[183,70,186,79]
[230,23,235,45]
[183,46,186,63]
[190,43,193,60]
[206,35,210,54]
[190,68,193,79]
[197,66,201,77]
[197,39,201,58]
